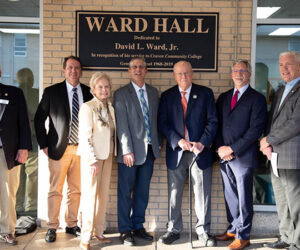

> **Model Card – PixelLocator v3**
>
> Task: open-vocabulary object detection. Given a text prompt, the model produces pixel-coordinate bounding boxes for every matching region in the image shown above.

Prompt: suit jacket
[215,86,267,168]
[159,83,218,170]
[77,96,117,165]
[113,82,160,165]
[266,81,300,169]
[0,83,32,169]
[34,81,93,160]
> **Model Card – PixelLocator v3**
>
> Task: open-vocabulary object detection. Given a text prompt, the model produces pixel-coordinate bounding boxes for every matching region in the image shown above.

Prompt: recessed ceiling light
[269,28,300,36]
[0,28,40,34]
[8,0,20,2]
[257,7,280,19]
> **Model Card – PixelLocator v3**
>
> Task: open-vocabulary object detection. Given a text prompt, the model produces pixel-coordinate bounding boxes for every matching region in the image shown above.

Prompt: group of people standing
[0,51,299,250]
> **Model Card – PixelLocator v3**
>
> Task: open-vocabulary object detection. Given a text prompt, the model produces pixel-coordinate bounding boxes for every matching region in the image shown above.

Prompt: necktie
[181,91,188,139]
[70,88,79,144]
[230,90,239,110]
[139,89,151,143]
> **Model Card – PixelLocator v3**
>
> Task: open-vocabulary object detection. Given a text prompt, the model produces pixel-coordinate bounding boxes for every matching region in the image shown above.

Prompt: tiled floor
[0,228,279,250]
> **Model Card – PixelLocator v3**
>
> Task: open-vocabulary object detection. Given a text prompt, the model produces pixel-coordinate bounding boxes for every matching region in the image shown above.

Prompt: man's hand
[15,149,28,164]
[260,137,270,151]
[218,146,234,161]
[190,142,204,156]
[123,153,135,167]
[90,162,99,176]
[42,147,49,157]
[178,139,193,151]
[262,146,272,160]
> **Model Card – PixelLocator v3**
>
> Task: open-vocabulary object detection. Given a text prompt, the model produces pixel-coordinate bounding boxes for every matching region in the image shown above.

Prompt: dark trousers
[117,146,154,233]
[271,169,300,248]
[220,162,254,240]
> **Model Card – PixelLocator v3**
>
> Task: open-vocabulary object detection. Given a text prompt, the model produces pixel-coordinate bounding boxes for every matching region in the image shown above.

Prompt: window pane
[257,0,300,19]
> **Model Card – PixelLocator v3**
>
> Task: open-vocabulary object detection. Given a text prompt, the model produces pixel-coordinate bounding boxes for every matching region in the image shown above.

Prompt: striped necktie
[231,89,239,110]
[139,89,151,143]
[69,88,79,144]
[181,91,188,139]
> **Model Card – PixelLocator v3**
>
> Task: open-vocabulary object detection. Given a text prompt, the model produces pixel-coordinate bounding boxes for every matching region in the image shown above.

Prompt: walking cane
[188,153,199,249]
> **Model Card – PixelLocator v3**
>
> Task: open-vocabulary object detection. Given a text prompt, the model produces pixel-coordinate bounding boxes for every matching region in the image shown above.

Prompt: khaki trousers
[81,154,113,244]
[47,145,81,229]
[0,149,20,235]
[16,151,38,212]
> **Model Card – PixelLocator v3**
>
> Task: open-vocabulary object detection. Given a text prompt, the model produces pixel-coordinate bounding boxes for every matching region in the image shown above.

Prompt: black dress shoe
[133,228,153,241]
[159,231,180,245]
[120,231,135,246]
[65,226,81,237]
[198,232,216,247]
[45,228,56,243]
[263,239,290,249]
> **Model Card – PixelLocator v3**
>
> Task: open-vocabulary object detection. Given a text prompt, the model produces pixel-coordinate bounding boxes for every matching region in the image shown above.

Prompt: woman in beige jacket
[78,72,116,250]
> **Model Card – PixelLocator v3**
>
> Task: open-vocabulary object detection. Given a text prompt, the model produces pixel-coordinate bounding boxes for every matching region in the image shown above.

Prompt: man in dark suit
[34,56,92,243]
[215,60,267,250]
[158,61,218,246]
[260,51,300,250]
[114,57,160,246]
[0,66,32,245]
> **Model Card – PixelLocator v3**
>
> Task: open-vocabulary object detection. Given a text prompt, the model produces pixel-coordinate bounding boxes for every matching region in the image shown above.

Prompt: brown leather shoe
[80,242,90,250]
[228,239,250,250]
[215,231,236,241]
[94,234,112,243]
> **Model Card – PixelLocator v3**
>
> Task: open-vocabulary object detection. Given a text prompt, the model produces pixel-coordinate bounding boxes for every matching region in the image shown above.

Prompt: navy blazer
[34,81,93,160]
[159,83,218,170]
[0,83,32,169]
[215,86,267,168]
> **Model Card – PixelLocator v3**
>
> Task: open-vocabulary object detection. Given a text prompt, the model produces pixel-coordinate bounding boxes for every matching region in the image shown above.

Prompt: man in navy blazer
[158,61,218,246]
[0,66,32,245]
[215,60,267,250]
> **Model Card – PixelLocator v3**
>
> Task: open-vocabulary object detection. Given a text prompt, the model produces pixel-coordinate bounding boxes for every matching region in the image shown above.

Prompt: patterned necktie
[231,89,239,110]
[139,89,151,143]
[70,88,79,144]
[181,91,188,139]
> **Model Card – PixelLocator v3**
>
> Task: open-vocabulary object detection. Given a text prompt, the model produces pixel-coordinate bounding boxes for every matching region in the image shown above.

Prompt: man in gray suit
[114,57,160,246]
[260,50,300,250]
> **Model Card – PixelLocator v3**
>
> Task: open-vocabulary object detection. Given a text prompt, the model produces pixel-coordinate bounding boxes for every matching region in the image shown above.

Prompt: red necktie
[231,90,239,110]
[181,91,188,139]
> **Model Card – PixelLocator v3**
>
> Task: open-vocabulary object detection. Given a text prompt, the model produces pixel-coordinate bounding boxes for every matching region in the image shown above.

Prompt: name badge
[0,99,9,104]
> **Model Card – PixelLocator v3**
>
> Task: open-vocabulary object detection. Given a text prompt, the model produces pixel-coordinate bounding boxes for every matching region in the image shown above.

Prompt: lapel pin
[193,95,197,99]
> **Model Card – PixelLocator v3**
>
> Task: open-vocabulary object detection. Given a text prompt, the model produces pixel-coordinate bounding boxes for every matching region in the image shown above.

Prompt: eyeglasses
[175,72,191,77]
[130,65,146,69]
[232,70,248,73]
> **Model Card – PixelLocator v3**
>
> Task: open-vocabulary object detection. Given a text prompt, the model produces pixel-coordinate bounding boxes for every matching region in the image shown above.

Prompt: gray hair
[280,50,300,62]
[231,60,252,73]
[89,72,112,95]
[129,57,147,69]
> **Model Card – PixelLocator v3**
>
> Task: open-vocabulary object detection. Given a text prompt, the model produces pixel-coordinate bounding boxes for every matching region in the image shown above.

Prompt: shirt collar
[178,84,192,95]
[234,83,249,96]
[285,77,300,88]
[66,80,80,93]
[131,81,146,92]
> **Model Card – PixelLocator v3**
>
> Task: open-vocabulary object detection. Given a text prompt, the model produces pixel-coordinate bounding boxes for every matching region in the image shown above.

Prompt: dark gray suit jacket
[266,80,300,169]
[114,82,160,165]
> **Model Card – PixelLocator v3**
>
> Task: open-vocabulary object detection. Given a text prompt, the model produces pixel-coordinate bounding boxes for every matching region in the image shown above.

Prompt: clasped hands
[260,136,272,160]
[178,139,204,156]
[217,146,234,162]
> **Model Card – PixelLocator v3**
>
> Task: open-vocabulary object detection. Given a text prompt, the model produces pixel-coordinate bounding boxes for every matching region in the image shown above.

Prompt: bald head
[173,61,193,91]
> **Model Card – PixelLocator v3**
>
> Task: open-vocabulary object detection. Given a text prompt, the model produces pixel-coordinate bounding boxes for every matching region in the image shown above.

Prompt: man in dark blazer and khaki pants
[158,61,218,246]
[114,57,160,246]
[261,51,300,250]
[0,66,32,245]
[34,56,92,243]
[215,60,267,250]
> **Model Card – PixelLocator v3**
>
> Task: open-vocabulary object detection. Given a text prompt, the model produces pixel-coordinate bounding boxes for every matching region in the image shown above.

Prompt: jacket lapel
[145,84,153,121]
[60,82,71,121]
[186,84,196,120]
[0,85,8,121]
[128,83,144,121]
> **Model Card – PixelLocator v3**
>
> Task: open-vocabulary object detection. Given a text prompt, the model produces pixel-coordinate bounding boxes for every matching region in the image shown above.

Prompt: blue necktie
[70,88,79,144]
[139,89,151,143]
